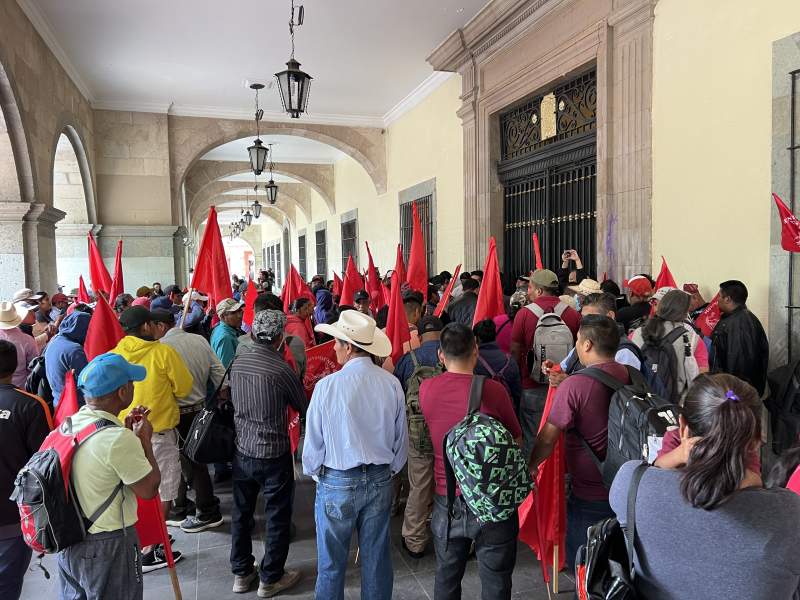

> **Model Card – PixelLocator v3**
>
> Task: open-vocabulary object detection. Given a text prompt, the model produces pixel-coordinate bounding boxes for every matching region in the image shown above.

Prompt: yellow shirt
[111,335,193,431]
[69,406,152,533]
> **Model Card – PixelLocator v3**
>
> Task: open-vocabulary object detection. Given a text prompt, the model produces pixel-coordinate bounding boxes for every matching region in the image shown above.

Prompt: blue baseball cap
[77,353,146,398]
[151,296,179,313]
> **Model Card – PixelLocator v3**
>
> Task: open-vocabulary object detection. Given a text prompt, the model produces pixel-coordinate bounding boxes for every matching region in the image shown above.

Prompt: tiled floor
[19,463,575,599]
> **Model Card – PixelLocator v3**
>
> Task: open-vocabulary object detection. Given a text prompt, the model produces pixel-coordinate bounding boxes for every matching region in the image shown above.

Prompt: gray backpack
[526,302,574,383]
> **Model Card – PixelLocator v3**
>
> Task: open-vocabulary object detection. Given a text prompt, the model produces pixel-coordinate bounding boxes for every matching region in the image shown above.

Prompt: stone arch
[49,119,97,223]
[184,159,335,215]
[169,115,386,222]
[190,182,312,225]
[203,197,297,231]
[0,59,34,205]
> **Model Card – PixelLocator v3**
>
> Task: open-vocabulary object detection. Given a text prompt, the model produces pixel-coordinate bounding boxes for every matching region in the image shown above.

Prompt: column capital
[55,222,98,237]
[24,204,66,225]
[98,225,180,239]
[0,201,33,222]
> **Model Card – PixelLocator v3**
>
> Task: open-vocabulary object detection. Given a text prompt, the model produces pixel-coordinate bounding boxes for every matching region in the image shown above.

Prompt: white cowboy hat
[0,301,27,330]
[568,278,602,297]
[315,310,393,357]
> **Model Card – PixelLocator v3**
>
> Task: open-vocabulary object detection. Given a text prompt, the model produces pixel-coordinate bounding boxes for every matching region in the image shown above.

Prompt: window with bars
[315,228,327,278]
[341,216,358,274]
[266,241,283,290]
[400,194,435,275]
[298,233,307,281]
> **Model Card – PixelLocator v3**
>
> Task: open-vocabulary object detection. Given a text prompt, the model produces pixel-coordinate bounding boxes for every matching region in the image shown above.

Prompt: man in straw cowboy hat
[0,301,39,388]
[302,310,407,600]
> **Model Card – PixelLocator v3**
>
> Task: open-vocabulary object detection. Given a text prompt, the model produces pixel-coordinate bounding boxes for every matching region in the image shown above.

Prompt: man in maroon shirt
[530,314,630,569]
[511,269,580,459]
[420,323,522,600]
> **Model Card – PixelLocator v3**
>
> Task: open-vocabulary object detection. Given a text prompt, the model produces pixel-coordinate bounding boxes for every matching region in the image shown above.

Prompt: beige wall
[651,0,800,324]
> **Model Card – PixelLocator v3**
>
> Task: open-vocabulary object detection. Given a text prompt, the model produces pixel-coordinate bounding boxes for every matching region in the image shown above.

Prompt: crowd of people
[1,246,799,600]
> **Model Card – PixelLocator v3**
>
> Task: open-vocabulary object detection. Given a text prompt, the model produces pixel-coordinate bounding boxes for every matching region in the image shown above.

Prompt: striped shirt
[230,343,308,459]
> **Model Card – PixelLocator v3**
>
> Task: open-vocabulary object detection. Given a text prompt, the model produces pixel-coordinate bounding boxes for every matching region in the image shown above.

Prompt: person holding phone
[558,249,587,291]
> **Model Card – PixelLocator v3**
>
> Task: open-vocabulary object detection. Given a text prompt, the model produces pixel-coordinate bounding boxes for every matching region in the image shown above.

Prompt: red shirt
[285,314,314,348]
[547,360,630,502]
[420,372,522,496]
[511,296,581,388]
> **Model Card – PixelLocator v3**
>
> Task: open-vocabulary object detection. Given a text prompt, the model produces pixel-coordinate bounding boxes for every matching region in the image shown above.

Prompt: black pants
[176,409,220,519]
[431,494,518,600]
[230,451,294,584]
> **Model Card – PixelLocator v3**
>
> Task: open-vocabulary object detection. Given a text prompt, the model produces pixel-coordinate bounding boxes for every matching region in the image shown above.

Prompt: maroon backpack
[11,417,123,553]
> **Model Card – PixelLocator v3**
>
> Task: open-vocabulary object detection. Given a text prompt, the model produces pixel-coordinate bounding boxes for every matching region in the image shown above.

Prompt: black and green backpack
[444,375,533,526]
[405,349,443,455]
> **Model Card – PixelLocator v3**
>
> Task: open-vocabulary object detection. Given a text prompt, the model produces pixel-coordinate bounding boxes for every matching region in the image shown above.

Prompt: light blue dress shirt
[560,346,641,371]
[302,356,408,476]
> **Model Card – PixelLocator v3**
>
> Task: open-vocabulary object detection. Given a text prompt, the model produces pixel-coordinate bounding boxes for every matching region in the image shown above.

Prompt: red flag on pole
[695,292,722,337]
[280,343,302,454]
[302,340,341,400]
[77,276,91,304]
[242,279,258,326]
[84,293,125,361]
[473,237,505,325]
[339,255,362,307]
[54,370,79,427]
[281,265,316,313]
[332,272,343,298]
[774,192,800,252]
[434,264,462,317]
[386,270,411,365]
[136,494,182,598]
[190,206,232,309]
[394,244,407,285]
[108,240,124,303]
[532,233,544,270]
[406,201,428,294]
[518,369,566,585]
[87,232,112,296]
[364,242,385,313]
[655,256,677,289]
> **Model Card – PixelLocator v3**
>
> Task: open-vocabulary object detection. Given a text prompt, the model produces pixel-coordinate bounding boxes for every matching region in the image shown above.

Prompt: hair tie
[725,390,740,402]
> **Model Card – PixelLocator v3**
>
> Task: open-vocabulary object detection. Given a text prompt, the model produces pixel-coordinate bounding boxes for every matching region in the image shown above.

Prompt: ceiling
[21,0,486,123]
[219,172,298,183]
[202,134,345,163]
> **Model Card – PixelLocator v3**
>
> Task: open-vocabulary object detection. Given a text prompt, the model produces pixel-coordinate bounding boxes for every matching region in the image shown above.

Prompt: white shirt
[302,356,408,476]
[160,327,226,407]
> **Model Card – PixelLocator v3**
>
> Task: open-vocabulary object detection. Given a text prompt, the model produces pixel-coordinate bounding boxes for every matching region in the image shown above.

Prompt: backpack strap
[575,366,626,392]
[16,388,54,430]
[477,355,497,378]
[71,418,124,526]
[496,317,512,336]
[526,303,545,318]
[553,302,568,317]
[660,327,685,347]
[497,356,511,379]
[467,375,485,416]
[624,462,649,581]
[409,349,420,369]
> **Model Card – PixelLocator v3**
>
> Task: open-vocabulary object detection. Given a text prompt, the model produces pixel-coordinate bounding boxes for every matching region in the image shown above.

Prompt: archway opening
[222,237,255,282]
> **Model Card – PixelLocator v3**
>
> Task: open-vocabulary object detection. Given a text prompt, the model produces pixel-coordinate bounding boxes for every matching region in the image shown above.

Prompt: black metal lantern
[244,210,253,226]
[265,179,278,205]
[252,199,262,219]
[248,83,268,174]
[275,1,312,119]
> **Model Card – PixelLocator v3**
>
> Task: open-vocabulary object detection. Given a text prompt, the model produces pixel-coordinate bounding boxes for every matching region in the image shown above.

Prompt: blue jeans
[565,494,614,570]
[0,535,32,600]
[314,464,393,600]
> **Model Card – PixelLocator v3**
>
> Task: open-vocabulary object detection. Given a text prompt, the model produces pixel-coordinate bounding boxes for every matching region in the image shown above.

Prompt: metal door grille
[298,234,307,281]
[315,229,327,278]
[400,195,435,275]
[341,219,358,273]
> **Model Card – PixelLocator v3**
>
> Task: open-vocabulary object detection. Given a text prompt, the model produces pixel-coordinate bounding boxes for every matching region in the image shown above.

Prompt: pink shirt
[0,327,39,387]
[493,315,513,354]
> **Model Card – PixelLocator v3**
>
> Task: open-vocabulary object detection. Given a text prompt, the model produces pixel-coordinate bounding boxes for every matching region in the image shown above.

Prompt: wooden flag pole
[552,544,559,594]
[181,287,194,329]
[168,566,183,600]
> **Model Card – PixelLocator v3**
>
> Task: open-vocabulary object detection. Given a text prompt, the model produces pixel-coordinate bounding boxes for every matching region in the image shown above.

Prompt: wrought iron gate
[499,69,597,282]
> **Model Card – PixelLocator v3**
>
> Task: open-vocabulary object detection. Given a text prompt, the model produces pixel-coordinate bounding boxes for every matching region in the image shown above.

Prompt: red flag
[54,370,79,427]
[190,206,232,309]
[77,276,91,304]
[386,270,411,365]
[434,264,462,317]
[532,233,544,270]
[84,293,125,361]
[364,241,385,313]
[302,340,341,400]
[473,237,505,325]
[339,255,362,307]
[136,495,177,568]
[774,193,800,252]
[695,292,722,337]
[281,264,316,313]
[242,279,258,326]
[394,244,407,285]
[280,344,302,453]
[655,256,677,289]
[87,232,112,296]
[108,240,124,303]
[518,371,566,584]
[406,201,428,294]
[332,272,343,298]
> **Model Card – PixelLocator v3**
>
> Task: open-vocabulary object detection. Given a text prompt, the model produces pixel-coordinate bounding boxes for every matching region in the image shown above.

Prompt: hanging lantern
[244,210,253,226]
[248,138,268,175]
[252,199,262,219]
[275,1,312,119]
[265,179,278,205]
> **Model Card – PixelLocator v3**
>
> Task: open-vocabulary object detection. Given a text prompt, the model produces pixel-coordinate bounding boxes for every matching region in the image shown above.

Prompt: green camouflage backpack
[444,375,533,525]
[405,349,443,455]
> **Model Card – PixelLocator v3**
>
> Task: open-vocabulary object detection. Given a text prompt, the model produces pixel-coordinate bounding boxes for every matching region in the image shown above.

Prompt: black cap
[119,306,152,331]
[150,308,175,325]
[354,290,370,302]
[164,284,182,296]
[418,315,444,335]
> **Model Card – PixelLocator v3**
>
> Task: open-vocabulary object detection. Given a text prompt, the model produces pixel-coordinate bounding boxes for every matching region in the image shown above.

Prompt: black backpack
[575,462,649,600]
[766,359,800,455]
[25,356,54,410]
[639,328,689,403]
[575,367,679,489]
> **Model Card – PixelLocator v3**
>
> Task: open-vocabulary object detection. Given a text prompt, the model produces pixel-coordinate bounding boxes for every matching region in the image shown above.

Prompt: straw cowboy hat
[315,310,392,357]
[568,278,602,297]
[0,301,27,330]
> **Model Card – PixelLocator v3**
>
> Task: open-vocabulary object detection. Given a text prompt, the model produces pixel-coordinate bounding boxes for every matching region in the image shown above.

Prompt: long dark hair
[680,373,760,510]
[765,444,800,488]
[641,289,689,344]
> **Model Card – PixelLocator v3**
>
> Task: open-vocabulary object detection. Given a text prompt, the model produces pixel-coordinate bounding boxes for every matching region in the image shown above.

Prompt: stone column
[0,202,33,298]
[97,225,180,293]
[458,61,481,271]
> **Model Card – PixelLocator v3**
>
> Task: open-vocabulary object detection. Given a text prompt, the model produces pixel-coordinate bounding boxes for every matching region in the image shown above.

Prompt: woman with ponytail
[609,373,800,599]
